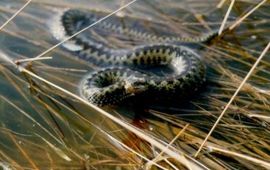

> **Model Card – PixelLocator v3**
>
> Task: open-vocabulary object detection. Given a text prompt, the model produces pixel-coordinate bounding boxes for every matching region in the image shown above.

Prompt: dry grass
[0,0,269,169]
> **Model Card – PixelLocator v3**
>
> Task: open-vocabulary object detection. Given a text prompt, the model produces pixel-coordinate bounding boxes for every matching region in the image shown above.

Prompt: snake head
[123,74,149,95]
[124,80,148,95]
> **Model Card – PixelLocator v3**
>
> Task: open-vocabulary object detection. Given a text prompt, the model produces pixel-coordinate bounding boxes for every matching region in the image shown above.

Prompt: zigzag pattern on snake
[56,9,218,105]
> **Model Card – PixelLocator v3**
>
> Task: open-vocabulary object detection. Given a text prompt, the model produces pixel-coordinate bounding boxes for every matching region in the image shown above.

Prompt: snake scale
[58,9,218,106]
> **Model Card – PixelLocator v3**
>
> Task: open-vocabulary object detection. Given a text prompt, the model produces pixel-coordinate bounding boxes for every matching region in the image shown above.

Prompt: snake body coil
[59,9,213,105]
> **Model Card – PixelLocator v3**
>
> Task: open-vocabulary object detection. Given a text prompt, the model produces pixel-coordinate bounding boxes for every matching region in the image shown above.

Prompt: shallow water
[0,0,269,169]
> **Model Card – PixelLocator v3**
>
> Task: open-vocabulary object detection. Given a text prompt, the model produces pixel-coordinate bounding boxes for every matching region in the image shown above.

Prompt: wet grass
[0,0,269,169]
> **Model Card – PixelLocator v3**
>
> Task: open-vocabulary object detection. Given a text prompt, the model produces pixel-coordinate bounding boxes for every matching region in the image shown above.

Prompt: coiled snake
[58,9,218,106]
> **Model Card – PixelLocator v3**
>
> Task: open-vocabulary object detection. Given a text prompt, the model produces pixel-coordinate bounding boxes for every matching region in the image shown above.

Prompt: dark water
[0,0,269,169]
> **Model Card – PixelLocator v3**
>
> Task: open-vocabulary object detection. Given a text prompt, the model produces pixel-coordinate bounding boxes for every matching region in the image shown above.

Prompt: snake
[58,9,218,106]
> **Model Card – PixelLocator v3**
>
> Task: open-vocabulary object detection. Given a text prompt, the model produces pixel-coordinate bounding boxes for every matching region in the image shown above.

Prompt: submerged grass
[0,0,269,169]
